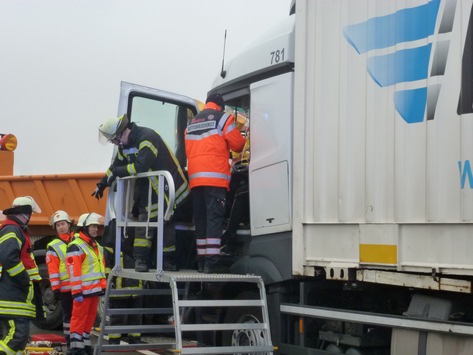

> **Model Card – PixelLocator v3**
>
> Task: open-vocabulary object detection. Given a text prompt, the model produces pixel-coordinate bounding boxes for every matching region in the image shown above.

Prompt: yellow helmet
[49,210,72,227]
[98,114,129,142]
[77,212,104,227]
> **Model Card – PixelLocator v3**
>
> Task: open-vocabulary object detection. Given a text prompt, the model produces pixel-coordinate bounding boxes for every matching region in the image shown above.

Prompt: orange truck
[0,142,106,330]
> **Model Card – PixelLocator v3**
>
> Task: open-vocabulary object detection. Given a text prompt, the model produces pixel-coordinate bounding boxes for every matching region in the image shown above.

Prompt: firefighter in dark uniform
[93,114,190,272]
[0,196,42,354]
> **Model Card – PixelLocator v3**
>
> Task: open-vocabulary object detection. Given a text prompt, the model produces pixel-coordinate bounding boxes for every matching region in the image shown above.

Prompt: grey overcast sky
[0,0,291,175]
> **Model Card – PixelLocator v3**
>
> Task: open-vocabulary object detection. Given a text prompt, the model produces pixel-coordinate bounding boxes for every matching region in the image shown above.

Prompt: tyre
[221,291,267,351]
[94,292,108,328]
[31,277,63,330]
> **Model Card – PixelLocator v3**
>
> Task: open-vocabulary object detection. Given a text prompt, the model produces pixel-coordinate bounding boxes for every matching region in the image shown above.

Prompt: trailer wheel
[221,291,266,349]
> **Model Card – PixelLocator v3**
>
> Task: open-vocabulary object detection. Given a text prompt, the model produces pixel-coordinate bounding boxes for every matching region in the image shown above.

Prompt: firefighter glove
[75,295,84,303]
[92,182,106,200]
[107,173,116,186]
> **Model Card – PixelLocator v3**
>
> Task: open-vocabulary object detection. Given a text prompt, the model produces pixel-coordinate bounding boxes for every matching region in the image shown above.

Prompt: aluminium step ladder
[94,171,274,354]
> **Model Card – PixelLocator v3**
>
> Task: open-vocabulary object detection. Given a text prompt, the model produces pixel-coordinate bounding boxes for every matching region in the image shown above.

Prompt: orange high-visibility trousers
[69,296,99,350]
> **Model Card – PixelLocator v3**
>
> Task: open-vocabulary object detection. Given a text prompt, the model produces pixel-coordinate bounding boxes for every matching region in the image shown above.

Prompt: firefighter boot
[134,258,149,272]
[85,345,93,355]
[128,336,146,344]
[203,256,229,274]
[68,348,87,355]
[163,251,178,271]
[108,336,121,345]
[197,257,205,273]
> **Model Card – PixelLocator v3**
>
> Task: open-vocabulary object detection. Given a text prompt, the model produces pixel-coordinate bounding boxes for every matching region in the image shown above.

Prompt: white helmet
[3,195,41,216]
[12,196,41,213]
[49,210,72,227]
[98,114,129,142]
[77,212,104,227]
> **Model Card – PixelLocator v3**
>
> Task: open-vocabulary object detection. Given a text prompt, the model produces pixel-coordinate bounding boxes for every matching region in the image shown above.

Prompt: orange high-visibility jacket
[46,232,74,292]
[185,102,246,190]
[66,232,106,298]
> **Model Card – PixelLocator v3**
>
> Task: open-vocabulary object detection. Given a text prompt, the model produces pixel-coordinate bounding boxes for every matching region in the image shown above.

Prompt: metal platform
[95,268,274,354]
[114,268,268,282]
[94,172,274,354]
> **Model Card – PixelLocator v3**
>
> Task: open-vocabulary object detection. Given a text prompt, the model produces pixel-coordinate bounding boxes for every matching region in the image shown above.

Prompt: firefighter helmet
[49,210,72,227]
[3,195,42,215]
[77,212,103,227]
[98,114,129,142]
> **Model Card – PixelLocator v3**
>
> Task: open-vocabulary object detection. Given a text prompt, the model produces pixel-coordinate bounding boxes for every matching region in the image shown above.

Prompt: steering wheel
[232,160,249,175]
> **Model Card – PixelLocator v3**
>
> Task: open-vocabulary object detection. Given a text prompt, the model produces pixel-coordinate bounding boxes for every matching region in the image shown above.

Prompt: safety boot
[163,251,178,271]
[134,258,149,272]
[197,258,205,273]
[203,256,229,274]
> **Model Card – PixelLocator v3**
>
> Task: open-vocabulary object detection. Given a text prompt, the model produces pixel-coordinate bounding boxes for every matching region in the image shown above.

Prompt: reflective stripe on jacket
[100,123,190,216]
[185,102,246,189]
[66,232,106,297]
[46,233,74,292]
[19,227,41,282]
[0,220,36,318]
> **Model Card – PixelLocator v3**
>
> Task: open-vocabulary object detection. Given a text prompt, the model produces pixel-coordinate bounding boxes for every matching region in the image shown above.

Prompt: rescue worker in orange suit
[67,213,106,355]
[93,114,190,272]
[46,210,75,351]
[0,196,43,354]
[185,93,246,273]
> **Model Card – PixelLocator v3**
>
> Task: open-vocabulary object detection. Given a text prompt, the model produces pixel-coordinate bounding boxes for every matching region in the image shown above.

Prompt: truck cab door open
[105,81,201,222]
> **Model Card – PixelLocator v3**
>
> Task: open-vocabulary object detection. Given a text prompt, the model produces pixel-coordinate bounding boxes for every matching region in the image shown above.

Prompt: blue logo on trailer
[344,1,473,188]
[343,0,450,124]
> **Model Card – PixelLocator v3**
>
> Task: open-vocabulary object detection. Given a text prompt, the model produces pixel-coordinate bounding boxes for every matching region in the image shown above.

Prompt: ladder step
[100,342,176,352]
[180,322,268,332]
[178,299,264,307]
[106,307,173,315]
[108,287,184,296]
[102,324,174,334]
[117,221,160,228]
[180,345,275,354]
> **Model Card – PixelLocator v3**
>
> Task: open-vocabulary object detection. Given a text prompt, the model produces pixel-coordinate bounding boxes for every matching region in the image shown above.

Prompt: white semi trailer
[104,1,473,353]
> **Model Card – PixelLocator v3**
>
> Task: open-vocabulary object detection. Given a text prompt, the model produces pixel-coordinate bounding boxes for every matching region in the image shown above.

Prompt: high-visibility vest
[46,233,74,292]
[66,232,106,297]
[185,102,246,190]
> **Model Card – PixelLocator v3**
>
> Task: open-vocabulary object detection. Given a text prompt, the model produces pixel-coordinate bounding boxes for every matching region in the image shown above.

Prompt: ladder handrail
[118,170,176,221]
[114,170,175,271]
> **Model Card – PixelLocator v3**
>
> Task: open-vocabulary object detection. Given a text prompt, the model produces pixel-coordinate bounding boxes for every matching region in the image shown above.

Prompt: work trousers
[69,296,99,352]
[0,317,30,354]
[192,186,227,260]
[61,291,73,349]
[133,214,176,268]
